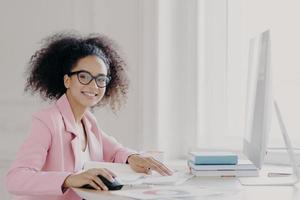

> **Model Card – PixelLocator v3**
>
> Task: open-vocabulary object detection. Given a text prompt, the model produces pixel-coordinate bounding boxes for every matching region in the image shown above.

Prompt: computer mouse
[81,174,123,190]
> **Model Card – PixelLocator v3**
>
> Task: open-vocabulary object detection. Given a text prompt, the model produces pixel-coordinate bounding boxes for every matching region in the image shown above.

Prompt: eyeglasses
[68,70,111,88]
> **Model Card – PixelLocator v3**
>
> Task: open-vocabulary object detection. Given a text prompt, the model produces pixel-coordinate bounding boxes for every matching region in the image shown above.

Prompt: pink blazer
[6,94,135,200]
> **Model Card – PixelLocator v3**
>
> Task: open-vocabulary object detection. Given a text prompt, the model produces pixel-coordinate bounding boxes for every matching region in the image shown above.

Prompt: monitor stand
[239,101,300,186]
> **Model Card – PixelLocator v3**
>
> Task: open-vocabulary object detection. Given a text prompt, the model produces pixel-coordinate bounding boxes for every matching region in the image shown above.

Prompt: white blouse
[80,142,91,170]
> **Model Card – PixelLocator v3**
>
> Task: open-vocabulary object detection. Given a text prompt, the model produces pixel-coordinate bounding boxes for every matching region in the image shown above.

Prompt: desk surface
[74,160,300,200]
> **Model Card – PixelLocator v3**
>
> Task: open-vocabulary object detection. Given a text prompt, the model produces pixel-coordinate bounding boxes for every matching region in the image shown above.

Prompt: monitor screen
[243,30,272,169]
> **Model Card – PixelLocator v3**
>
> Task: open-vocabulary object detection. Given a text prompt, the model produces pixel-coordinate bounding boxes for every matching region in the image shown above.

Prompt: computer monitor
[243,30,272,170]
[239,30,300,186]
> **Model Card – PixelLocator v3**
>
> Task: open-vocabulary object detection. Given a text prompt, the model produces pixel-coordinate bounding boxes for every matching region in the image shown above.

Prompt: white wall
[198,0,230,149]
[156,0,199,158]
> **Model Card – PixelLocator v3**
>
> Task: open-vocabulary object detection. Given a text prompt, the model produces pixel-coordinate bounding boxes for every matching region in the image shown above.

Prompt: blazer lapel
[56,94,81,171]
[71,136,81,171]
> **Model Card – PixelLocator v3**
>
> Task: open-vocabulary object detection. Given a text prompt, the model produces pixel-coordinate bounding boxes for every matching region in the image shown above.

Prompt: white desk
[74,160,300,200]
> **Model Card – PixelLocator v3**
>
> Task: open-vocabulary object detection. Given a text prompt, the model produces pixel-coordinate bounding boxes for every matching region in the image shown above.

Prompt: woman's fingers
[87,179,102,190]
[138,156,173,176]
[64,168,119,190]
[130,155,172,175]
[144,167,152,174]
[146,157,173,176]
[92,175,108,191]
[103,168,117,178]
[90,168,114,182]
[131,163,148,173]
[82,168,117,191]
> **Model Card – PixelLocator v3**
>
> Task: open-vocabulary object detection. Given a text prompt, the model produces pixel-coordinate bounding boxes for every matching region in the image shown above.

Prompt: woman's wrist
[62,174,73,190]
[126,153,139,164]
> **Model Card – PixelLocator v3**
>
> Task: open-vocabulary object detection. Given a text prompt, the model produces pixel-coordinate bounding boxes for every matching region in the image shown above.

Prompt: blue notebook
[187,159,256,170]
[188,151,238,165]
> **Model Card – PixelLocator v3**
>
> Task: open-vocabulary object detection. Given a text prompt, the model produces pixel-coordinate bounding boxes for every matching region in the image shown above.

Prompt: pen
[221,175,236,178]
[267,172,292,177]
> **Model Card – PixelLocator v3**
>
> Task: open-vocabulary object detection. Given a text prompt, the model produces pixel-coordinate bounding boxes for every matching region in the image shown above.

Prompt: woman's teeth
[82,91,97,96]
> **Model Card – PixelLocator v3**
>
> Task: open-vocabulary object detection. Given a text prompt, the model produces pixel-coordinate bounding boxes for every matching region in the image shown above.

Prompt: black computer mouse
[81,174,123,190]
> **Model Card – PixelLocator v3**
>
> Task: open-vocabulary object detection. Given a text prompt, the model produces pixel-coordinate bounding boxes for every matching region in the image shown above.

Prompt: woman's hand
[62,168,116,191]
[127,154,173,176]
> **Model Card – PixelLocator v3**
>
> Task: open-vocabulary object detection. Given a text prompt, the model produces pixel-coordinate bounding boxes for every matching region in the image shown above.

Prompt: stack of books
[187,151,259,177]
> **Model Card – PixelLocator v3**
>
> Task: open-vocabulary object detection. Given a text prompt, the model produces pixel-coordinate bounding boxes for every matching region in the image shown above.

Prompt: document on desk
[111,185,242,200]
[84,161,193,185]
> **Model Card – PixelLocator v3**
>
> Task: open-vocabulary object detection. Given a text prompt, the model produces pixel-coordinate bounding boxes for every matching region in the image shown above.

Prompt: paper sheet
[111,185,242,200]
[84,161,193,185]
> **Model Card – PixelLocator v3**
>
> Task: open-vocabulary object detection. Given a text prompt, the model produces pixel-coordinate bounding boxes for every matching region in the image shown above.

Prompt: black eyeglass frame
[67,70,111,88]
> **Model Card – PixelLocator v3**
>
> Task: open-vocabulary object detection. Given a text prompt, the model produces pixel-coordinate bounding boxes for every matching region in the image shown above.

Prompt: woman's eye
[97,77,105,82]
[79,74,89,79]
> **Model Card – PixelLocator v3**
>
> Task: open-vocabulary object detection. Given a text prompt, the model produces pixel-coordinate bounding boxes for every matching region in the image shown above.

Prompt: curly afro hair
[25,32,129,112]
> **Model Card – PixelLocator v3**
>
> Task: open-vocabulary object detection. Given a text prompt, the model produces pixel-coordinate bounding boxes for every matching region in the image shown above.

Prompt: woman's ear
[64,75,70,89]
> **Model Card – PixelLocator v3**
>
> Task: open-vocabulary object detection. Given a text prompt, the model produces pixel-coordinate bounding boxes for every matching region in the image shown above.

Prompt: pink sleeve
[5,117,71,196]
[101,131,137,163]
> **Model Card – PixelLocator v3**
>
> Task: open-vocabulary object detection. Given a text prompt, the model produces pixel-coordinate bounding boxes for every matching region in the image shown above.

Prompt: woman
[6,32,172,200]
